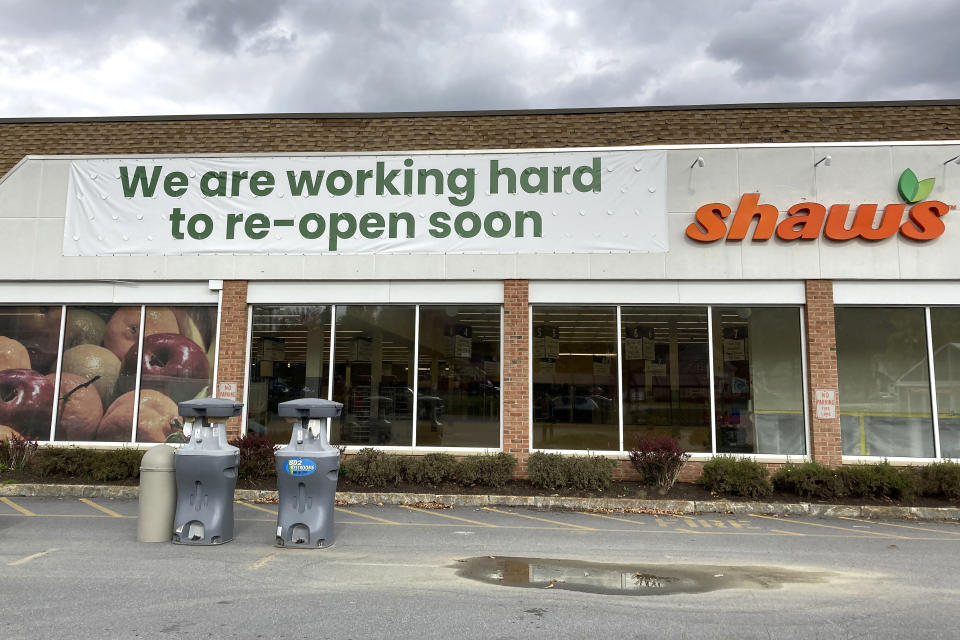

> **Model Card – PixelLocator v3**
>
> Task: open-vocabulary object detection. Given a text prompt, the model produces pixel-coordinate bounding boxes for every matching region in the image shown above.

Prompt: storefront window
[0,306,62,441]
[247,305,332,443]
[417,306,500,447]
[54,305,216,443]
[133,306,216,443]
[621,307,710,453]
[712,307,806,455]
[930,308,960,457]
[532,306,619,450]
[331,305,416,447]
[836,307,934,457]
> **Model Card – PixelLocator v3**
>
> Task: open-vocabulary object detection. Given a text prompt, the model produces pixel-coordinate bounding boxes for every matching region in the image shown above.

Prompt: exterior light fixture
[814,155,832,167]
[943,154,960,165]
[690,156,705,168]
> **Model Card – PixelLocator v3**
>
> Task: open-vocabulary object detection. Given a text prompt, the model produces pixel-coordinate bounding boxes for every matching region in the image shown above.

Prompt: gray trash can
[275,398,343,548]
[172,398,244,545]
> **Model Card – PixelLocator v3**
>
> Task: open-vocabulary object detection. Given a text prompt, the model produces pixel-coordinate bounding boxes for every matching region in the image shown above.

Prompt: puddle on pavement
[455,556,828,596]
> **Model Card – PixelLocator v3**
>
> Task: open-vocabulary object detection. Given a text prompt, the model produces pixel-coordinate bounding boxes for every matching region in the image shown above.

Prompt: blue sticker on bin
[285,458,317,476]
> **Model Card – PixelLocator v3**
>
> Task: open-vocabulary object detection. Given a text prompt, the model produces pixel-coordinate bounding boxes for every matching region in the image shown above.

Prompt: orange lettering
[776,203,826,240]
[686,203,731,242]
[823,204,902,241]
[900,200,949,240]
[727,193,777,240]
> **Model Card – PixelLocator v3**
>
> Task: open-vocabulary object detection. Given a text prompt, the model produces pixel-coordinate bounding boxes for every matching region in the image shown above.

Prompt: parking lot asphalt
[2,496,959,639]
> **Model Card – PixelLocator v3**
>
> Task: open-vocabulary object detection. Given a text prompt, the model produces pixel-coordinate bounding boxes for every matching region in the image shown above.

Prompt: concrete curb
[2,483,959,521]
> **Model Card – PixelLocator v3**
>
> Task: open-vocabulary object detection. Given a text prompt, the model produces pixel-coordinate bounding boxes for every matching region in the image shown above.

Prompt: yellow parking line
[400,505,497,527]
[79,498,123,518]
[771,529,805,537]
[579,511,647,526]
[235,500,278,516]
[749,514,909,539]
[8,548,58,566]
[481,507,596,531]
[247,553,278,571]
[837,516,960,537]
[334,506,401,525]
[1,497,35,516]
[684,520,699,529]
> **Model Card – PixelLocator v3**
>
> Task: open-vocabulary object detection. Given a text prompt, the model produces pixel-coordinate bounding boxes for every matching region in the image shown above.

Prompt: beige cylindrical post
[137,444,177,542]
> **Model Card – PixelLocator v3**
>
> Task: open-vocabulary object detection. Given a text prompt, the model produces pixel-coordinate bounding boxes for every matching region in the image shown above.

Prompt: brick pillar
[502,280,530,476]
[805,280,842,467]
[216,280,248,437]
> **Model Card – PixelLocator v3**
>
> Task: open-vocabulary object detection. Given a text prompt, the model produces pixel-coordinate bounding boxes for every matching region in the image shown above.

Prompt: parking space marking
[578,511,647,526]
[771,529,805,537]
[246,553,278,571]
[335,507,402,525]
[79,498,123,518]
[837,516,960,537]
[236,500,278,516]
[8,548,58,566]
[1,497,35,516]
[481,507,597,531]
[748,514,909,539]
[400,505,498,527]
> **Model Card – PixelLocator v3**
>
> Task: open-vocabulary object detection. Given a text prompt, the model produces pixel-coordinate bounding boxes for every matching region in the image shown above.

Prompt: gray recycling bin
[172,398,244,545]
[275,398,343,548]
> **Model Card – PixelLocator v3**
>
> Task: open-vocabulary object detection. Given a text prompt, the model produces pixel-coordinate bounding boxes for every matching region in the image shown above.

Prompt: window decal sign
[63,151,667,256]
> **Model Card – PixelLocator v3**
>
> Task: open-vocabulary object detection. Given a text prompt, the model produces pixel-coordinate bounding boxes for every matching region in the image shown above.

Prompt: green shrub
[838,462,912,499]
[527,452,615,491]
[914,461,960,500]
[772,462,844,499]
[341,448,404,487]
[563,455,616,491]
[699,456,772,499]
[628,435,690,492]
[28,447,144,482]
[527,452,566,489]
[455,453,516,489]
[228,434,278,480]
[405,453,458,486]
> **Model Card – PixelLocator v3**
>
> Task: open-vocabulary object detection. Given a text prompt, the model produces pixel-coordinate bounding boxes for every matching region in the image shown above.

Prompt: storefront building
[2,101,960,479]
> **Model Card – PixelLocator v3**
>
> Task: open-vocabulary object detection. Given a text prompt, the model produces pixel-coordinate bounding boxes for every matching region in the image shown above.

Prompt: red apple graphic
[0,369,54,439]
[122,333,209,403]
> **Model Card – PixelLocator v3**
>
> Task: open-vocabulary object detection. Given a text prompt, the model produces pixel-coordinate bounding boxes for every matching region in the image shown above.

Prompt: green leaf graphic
[898,169,919,202]
[915,177,935,202]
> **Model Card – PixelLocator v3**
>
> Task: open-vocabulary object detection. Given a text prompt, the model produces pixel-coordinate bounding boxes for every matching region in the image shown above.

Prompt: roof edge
[4,99,960,124]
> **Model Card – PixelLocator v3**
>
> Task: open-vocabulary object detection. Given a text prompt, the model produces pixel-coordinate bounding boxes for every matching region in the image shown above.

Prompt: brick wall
[216,280,248,437]
[804,280,843,467]
[502,280,530,476]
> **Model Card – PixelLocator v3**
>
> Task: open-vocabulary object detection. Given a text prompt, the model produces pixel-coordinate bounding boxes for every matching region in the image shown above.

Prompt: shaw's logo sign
[686,169,951,243]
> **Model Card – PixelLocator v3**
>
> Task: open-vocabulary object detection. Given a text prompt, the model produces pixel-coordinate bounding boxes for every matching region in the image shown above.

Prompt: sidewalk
[3,482,959,521]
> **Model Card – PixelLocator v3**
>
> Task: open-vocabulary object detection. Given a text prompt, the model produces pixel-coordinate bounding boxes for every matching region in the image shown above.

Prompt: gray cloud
[0,0,958,117]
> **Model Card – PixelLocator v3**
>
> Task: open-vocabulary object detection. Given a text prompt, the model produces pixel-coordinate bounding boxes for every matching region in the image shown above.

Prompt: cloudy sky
[1,0,958,118]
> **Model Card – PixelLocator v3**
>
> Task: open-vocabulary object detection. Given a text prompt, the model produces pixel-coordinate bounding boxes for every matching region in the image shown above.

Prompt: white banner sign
[63,150,667,256]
